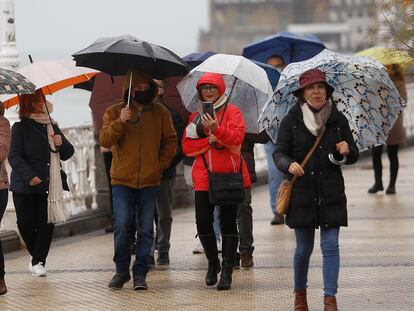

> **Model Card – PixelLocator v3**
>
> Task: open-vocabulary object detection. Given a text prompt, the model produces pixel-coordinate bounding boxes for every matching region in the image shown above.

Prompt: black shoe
[157,252,170,265]
[217,268,232,290]
[148,255,155,269]
[104,225,113,233]
[205,258,221,286]
[108,273,131,289]
[270,213,284,225]
[368,183,384,193]
[133,275,148,290]
[386,186,396,194]
[233,252,240,270]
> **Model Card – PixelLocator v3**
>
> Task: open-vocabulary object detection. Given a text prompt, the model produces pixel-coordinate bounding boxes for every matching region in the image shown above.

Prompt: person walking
[273,69,359,310]
[100,70,177,290]
[182,72,251,290]
[265,55,286,225]
[153,79,185,266]
[0,103,10,294]
[237,131,269,268]
[368,64,407,195]
[8,90,74,277]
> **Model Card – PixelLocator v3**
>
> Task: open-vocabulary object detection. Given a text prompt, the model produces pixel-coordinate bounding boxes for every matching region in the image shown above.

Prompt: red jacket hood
[196,73,226,96]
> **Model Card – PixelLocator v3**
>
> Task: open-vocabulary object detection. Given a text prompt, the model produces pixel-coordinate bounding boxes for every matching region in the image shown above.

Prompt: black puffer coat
[273,102,359,229]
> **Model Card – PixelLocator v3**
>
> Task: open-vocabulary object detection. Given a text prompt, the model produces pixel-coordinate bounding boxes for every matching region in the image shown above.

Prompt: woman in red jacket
[183,73,251,290]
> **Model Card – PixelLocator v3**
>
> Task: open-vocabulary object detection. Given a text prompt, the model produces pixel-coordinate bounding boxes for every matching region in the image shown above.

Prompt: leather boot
[217,235,238,290]
[0,278,7,295]
[294,289,308,311]
[324,296,338,311]
[198,234,220,286]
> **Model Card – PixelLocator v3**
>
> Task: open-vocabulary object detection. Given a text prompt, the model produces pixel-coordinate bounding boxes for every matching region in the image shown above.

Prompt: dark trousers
[155,178,174,253]
[0,189,8,278]
[372,145,399,187]
[103,151,113,215]
[195,191,238,236]
[237,188,254,255]
[13,193,54,266]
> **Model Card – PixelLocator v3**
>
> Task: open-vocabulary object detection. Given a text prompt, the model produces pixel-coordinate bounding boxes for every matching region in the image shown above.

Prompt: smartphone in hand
[202,102,214,118]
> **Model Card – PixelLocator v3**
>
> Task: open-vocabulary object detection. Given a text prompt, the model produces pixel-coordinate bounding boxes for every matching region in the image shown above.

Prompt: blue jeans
[264,141,283,214]
[112,185,158,278]
[294,227,340,297]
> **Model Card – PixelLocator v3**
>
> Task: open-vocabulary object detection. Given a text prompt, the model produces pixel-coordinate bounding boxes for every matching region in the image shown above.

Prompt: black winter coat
[241,131,269,183]
[9,118,75,195]
[273,103,359,229]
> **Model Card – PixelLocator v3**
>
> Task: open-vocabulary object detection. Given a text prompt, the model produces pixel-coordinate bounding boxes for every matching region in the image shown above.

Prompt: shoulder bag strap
[291,129,325,183]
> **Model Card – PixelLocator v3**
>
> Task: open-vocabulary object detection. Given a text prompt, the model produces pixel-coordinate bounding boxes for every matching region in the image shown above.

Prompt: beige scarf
[28,103,69,224]
[301,99,332,137]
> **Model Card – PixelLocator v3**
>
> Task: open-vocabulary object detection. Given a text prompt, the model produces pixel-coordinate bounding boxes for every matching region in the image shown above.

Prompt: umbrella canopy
[72,34,189,78]
[258,49,406,151]
[242,31,326,64]
[89,73,125,130]
[355,47,414,67]
[0,68,35,96]
[177,53,273,133]
[183,51,217,69]
[0,59,99,108]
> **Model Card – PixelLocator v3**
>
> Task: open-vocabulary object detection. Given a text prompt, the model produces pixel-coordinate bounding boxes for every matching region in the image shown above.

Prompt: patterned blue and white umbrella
[258,49,406,151]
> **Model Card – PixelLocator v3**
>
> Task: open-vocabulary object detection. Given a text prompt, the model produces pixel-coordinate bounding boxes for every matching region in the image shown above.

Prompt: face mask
[133,89,153,104]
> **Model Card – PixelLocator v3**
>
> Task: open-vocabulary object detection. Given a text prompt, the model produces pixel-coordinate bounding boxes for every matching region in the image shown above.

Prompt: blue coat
[8,118,74,195]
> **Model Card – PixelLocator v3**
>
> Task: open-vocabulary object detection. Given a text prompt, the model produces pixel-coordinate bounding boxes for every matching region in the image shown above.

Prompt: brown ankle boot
[324,296,338,311]
[0,278,7,295]
[294,289,308,311]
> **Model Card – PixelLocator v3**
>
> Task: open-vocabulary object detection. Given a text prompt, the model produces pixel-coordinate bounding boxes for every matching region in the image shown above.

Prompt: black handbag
[201,153,245,206]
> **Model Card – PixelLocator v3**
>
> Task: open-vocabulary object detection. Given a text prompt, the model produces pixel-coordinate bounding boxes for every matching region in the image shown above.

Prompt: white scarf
[301,99,332,137]
[28,103,69,224]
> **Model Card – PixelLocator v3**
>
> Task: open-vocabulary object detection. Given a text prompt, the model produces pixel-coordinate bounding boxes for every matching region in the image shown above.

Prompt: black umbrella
[72,34,190,79]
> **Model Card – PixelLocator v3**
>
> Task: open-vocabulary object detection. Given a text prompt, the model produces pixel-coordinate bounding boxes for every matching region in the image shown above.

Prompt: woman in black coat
[273,69,359,311]
[8,90,74,277]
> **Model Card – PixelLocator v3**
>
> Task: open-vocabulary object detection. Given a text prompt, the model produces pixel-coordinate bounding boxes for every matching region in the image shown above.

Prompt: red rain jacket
[182,103,252,191]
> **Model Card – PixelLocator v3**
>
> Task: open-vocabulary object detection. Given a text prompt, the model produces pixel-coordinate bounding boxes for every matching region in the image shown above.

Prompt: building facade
[199,0,378,55]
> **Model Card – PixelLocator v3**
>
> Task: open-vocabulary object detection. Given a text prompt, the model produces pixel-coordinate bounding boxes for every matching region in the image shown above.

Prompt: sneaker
[157,252,170,265]
[148,255,155,269]
[32,262,47,277]
[270,213,285,225]
[217,240,222,253]
[133,275,148,290]
[192,241,204,254]
[233,252,240,269]
[108,273,131,289]
[240,253,254,268]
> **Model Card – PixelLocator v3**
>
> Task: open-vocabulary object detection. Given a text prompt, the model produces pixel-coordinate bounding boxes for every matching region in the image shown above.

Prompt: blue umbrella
[242,31,326,64]
[183,51,280,89]
[182,51,217,69]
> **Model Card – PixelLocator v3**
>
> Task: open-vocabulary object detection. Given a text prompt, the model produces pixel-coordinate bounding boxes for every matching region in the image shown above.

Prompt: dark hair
[18,90,45,118]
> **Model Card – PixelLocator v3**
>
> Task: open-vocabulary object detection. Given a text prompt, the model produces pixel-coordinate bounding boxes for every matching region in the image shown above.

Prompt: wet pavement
[1,146,413,310]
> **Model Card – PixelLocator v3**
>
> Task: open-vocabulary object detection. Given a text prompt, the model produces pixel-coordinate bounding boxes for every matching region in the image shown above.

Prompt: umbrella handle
[127,72,132,108]
[328,153,347,165]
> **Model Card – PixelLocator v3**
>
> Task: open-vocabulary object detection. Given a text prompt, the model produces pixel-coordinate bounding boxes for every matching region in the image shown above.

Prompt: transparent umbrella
[177,54,273,133]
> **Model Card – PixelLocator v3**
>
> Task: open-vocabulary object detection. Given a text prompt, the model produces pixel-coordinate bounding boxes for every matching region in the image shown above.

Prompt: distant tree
[377,0,414,54]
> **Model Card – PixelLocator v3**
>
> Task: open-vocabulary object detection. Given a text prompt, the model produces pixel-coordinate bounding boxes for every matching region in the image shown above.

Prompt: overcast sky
[6,0,209,66]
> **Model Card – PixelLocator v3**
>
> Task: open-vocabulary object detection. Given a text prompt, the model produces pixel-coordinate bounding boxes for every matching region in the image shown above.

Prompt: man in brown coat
[100,70,177,290]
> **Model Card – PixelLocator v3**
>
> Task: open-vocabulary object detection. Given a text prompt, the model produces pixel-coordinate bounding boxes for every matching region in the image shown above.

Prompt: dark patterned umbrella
[0,68,35,95]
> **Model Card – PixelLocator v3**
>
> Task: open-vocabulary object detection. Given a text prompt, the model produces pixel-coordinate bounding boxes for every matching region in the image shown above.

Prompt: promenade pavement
[1,146,413,311]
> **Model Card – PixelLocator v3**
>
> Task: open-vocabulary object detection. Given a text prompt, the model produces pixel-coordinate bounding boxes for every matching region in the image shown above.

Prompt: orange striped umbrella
[0,59,99,108]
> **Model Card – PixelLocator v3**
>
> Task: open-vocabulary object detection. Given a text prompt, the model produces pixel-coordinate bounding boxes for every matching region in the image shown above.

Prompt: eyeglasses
[199,85,217,92]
